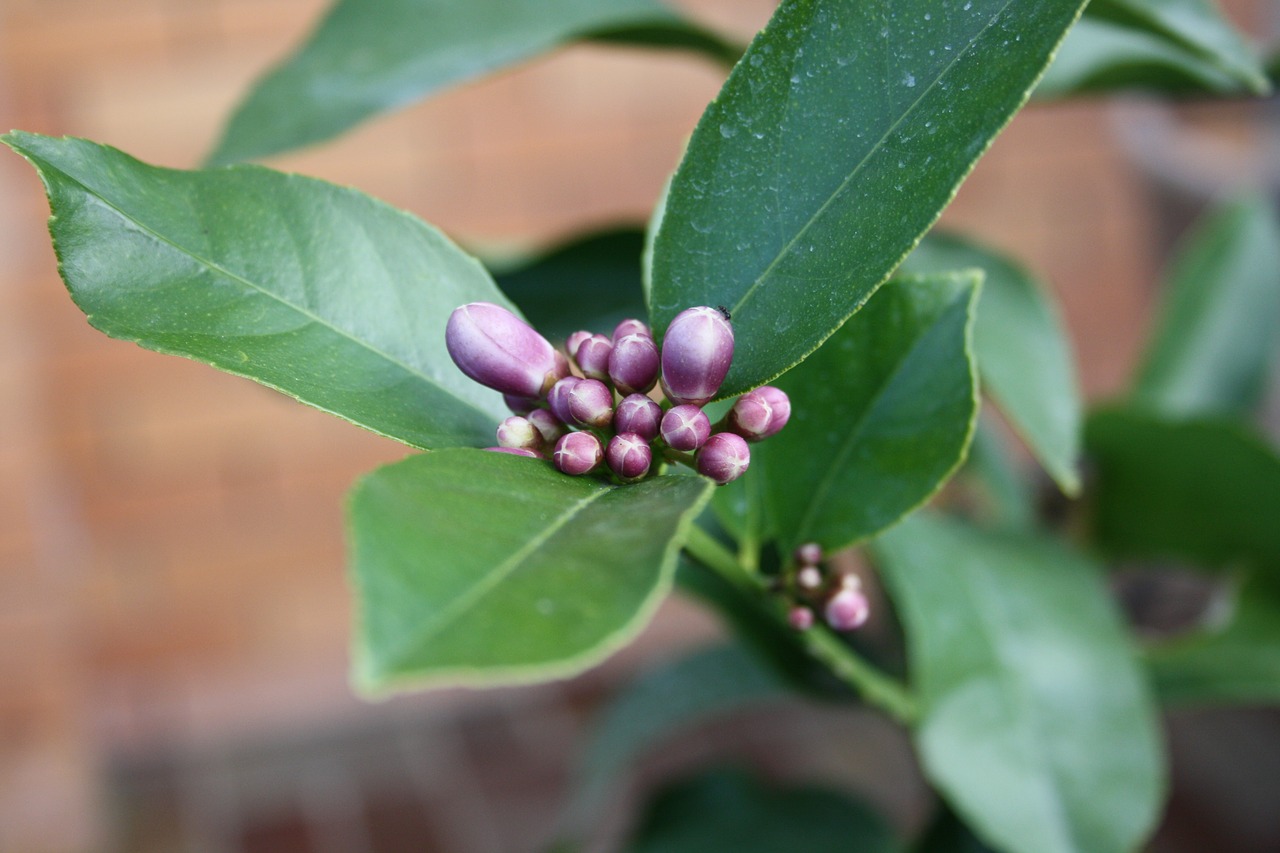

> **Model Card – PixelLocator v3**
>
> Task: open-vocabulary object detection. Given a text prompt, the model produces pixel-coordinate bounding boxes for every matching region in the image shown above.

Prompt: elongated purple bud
[754,386,791,438]
[824,587,870,631]
[609,333,660,395]
[607,433,652,480]
[565,330,592,359]
[554,432,602,476]
[575,334,613,381]
[661,405,711,452]
[446,302,561,397]
[567,378,614,428]
[794,542,823,567]
[660,306,734,406]
[727,390,774,441]
[485,446,543,459]
[614,394,662,441]
[613,318,652,342]
[695,432,750,485]
[547,377,581,424]
[503,393,539,416]
[496,416,540,450]
[527,409,565,445]
[788,606,815,631]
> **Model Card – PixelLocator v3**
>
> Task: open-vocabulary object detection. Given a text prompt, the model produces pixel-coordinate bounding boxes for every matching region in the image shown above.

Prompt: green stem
[662,448,697,468]
[681,525,918,725]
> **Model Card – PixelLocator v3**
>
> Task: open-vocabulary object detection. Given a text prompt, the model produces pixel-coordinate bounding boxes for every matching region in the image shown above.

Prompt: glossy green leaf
[348,450,713,691]
[1133,195,1280,418]
[627,769,901,853]
[3,131,508,450]
[715,273,979,554]
[648,0,1088,397]
[1086,407,1280,571]
[1147,577,1280,707]
[903,233,1082,494]
[565,644,790,830]
[207,0,725,165]
[874,514,1164,853]
[496,227,647,343]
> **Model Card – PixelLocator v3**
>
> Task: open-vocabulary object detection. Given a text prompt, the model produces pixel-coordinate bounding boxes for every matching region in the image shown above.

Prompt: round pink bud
[606,433,652,480]
[824,587,870,632]
[660,306,734,406]
[565,330,592,359]
[567,378,614,428]
[527,409,565,445]
[575,334,613,381]
[753,386,791,438]
[503,393,539,416]
[609,333,660,395]
[661,405,712,452]
[446,302,561,397]
[613,318,653,342]
[496,416,539,450]
[727,390,775,441]
[484,446,543,459]
[794,542,823,567]
[547,377,581,424]
[796,566,823,591]
[695,432,750,485]
[788,606,815,631]
[554,432,603,476]
[614,394,663,441]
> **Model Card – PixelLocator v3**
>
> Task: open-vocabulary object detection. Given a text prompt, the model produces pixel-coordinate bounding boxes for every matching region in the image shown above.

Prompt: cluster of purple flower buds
[445,302,791,484]
[782,542,870,633]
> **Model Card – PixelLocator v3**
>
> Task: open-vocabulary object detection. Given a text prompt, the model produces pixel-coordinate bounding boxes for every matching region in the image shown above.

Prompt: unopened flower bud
[496,416,539,450]
[609,333,660,395]
[547,377,581,424]
[794,542,823,567]
[527,409,565,445]
[788,606,815,631]
[607,433,652,479]
[484,446,543,459]
[568,378,614,428]
[695,432,750,485]
[554,432,602,476]
[575,334,613,381]
[796,565,823,591]
[824,587,870,631]
[660,306,734,406]
[614,394,663,441]
[727,390,774,441]
[661,405,712,452]
[503,393,539,416]
[613,318,652,342]
[565,330,592,359]
[446,302,561,397]
[753,386,791,437]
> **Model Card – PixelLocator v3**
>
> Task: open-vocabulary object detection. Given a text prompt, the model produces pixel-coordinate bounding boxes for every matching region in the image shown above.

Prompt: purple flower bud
[660,306,734,406]
[575,334,613,381]
[527,408,565,445]
[553,432,602,476]
[565,330,592,359]
[824,587,870,631]
[614,394,663,441]
[496,416,540,450]
[547,377,580,424]
[606,433,652,480]
[695,432,750,485]
[567,378,614,428]
[788,606,815,631]
[796,566,823,591]
[727,390,774,441]
[661,405,712,452]
[503,393,540,416]
[794,542,823,567]
[484,446,543,459]
[446,302,561,397]
[613,318,652,342]
[608,333,660,395]
[754,386,791,438]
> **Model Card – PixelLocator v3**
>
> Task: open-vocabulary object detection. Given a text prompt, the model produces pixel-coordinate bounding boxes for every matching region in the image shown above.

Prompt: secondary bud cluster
[446,302,791,485]
[780,542,871,633]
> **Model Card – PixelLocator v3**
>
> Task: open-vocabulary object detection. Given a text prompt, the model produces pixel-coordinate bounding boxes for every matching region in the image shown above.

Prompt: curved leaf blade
[207,0,714,165]
[348,450,713,691]
[3,131,509,450]
[874,514,1165,853]
[649,0,1089,397]
[903,232,1082,494]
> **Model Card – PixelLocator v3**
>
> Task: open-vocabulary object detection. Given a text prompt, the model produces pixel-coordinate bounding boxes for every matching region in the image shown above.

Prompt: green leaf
[1133,195,1280,418]
[3,131,508,450]
[348,450,713,691]
[903,232,1082,494]
[207,0,724,165]
[1147,577,1280,707]
[962,415,1036,530]
[874,514,1164,853]
[648,0,1089,397]
[626,769,901,853]
[495,227,647,343]
[715,272,979,554]
[565,644,790,831]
